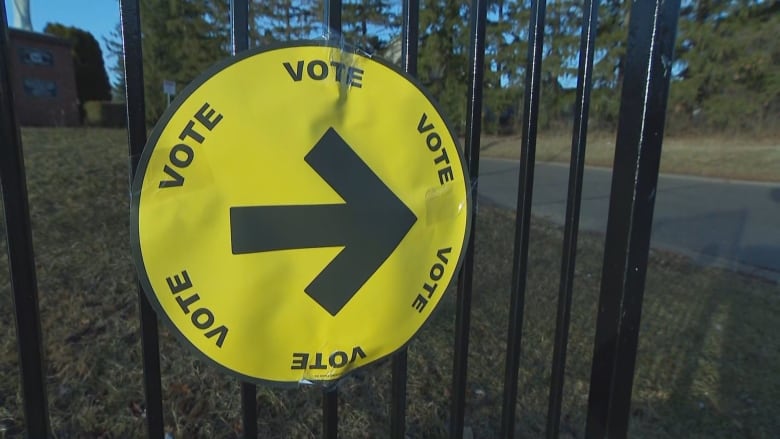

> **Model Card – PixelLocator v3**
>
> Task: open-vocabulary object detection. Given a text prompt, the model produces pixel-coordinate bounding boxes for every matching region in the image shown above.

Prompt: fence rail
[0,0,680,437]
[0,4,49,438]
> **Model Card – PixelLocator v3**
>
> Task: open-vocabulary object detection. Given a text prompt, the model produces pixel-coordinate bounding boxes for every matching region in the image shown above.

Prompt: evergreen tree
[417,0,471,133]
[43,23,112,107]
[105,23,126,102]
[101,0,779,135]
[670,0,780,132]
[204,0,265,49]
[342,0,399,53]
[254,0,321,43]
[140,0,228,124]
[538,0,582,129]
[588,0,629,128]
[482,0,524,133]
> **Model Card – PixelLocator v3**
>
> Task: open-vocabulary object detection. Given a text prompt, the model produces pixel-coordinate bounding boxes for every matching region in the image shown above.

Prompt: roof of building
[8,28,72,47]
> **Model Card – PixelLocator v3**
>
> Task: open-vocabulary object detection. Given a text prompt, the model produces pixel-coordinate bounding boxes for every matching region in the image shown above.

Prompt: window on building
[18,47,54,66]
[23,78,57,97]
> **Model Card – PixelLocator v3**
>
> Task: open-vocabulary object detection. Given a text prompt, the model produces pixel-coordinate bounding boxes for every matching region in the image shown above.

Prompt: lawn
[0,128,778,437]
[480,132,780,182]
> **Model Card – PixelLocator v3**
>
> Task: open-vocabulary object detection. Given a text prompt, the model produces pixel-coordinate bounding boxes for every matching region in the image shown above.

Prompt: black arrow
[230,128,417,316]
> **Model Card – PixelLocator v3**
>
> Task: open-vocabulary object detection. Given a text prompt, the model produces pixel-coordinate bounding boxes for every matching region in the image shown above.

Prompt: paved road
[478,158,780,281]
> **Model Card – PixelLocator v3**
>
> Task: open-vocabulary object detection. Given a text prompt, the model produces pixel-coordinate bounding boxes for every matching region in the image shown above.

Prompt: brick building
[7,29,79,126]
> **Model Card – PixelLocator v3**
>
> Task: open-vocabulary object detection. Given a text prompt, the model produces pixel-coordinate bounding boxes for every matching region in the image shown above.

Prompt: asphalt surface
[477,158,780,281]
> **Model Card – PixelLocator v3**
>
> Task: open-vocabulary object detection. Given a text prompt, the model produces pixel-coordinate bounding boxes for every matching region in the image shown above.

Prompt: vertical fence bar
[231,0,249,53]
[499,0,547,437]
[324,0,342,39]
[321,0,342,435]
[240,384,257,439]
[448,0,487,436]
[0,6,51,438]
[119,1,165,437]
[323,387,339,439]
[390,351,408,439]
[544,0,599,436]
[400,0,419,75]
[584,0,681,436]
[390,1,419,437]
[229,2,258,438]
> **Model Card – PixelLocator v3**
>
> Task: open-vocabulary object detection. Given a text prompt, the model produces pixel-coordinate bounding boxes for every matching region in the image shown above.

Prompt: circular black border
[130,40,473,387]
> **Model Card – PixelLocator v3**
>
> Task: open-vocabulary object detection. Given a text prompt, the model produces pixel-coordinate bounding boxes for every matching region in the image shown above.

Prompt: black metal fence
[0,0,680,437]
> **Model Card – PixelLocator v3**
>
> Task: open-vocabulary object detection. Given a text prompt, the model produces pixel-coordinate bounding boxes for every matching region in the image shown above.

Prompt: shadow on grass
[637,208,779,437]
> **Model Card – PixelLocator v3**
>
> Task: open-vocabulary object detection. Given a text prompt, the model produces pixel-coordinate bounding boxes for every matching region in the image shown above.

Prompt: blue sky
[4,0,121,78]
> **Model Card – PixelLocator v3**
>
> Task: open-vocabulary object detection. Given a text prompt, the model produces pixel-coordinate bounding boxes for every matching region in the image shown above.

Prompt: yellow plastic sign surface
[131,42,471,385]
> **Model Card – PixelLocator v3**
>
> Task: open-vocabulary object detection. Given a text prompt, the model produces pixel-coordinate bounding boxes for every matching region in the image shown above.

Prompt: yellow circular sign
[131,41,471,385]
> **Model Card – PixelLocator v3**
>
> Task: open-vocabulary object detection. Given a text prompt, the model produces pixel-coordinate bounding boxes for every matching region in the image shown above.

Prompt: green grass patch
[480,132,780,182]
[0,128,777,437]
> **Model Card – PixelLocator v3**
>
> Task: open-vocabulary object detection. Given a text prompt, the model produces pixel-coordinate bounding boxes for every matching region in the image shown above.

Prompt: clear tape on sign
[425,184,466,224]
[317,30,373,58]
[323,35,373,101]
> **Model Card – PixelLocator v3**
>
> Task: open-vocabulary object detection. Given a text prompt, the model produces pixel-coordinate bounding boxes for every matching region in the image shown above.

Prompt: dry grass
[0,128,777,437]
[480,132,780,182]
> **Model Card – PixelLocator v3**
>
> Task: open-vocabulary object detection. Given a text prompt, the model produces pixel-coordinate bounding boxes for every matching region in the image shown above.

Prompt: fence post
[119,1,166,437]
[228,2,259,438]
[390,1,419,436]
[500,0,547,436]
[322,1,342,437]
[585,0,681,436]
[0,5,51,437]
[390,348,408,439]
[449,0,487,436]
[545,0,600,436]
